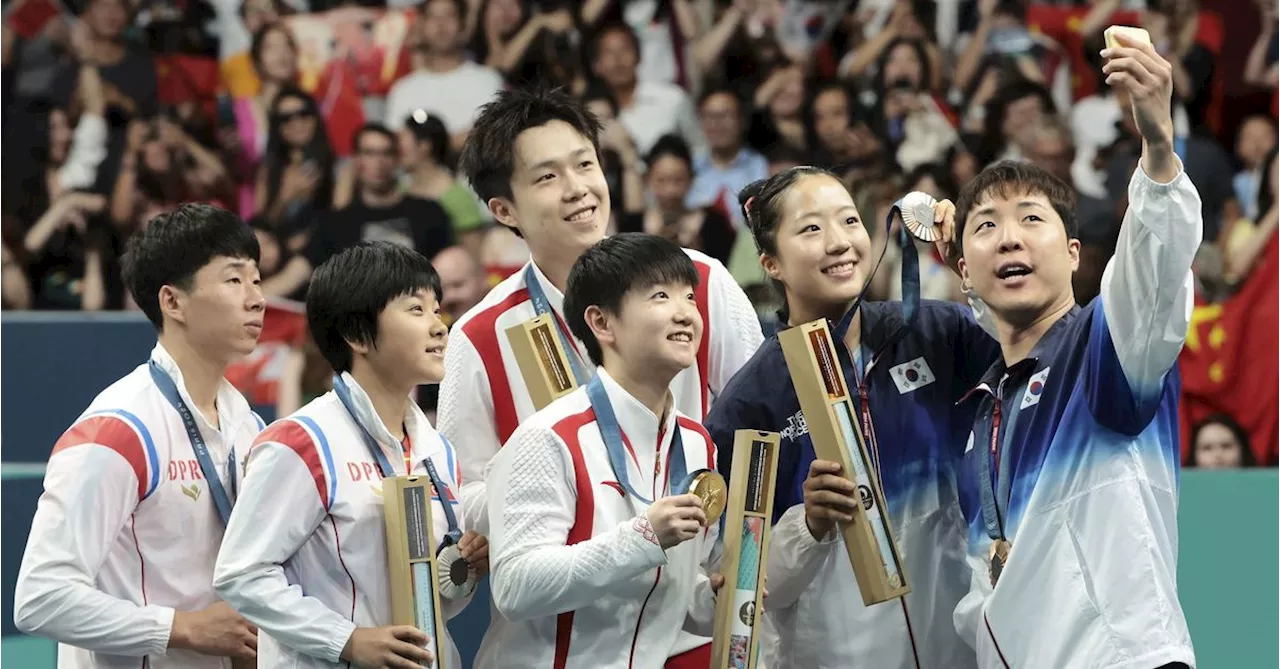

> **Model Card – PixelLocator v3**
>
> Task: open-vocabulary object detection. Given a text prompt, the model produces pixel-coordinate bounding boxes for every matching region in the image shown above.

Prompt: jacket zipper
[627,566,663,669]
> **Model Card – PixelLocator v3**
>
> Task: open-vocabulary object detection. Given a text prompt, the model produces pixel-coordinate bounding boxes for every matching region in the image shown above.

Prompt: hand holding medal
[893,191,961,269]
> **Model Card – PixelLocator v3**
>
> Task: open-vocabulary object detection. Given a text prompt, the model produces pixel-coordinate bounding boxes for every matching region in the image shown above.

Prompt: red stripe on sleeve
[52,416,150,500]
[254,420,329,509]
[693,262,712,418]
[550,407,597,669]
[462,288,531,446]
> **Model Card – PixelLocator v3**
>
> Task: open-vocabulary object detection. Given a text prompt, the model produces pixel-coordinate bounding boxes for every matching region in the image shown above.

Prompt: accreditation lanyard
[585,374,688,505]
[977,383,1016,542]
[525,265,591,385]
[148,362,236,525]
[333,375,461,550]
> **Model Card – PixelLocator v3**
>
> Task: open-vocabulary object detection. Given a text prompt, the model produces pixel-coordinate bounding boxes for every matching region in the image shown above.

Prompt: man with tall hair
[14,204,264,668]
[216,241,486,669]
[442,86,762,667]
[949,34,1199,668]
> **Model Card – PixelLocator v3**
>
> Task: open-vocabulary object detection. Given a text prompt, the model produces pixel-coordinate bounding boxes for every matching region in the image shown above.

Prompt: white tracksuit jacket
[13,344,263,669]
[485,369,720,669]
[213,373,473,668]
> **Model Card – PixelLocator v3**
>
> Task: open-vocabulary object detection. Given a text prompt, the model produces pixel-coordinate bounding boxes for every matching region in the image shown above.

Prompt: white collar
[525,260,567,317]
[596,367,678,457]
[336,372,441,472]
[149,343,251,434]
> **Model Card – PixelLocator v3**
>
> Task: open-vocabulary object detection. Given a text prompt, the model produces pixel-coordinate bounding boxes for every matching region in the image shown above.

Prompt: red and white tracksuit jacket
[13,344,263,669]
[485,369,720,669]
[213,373,473,668]
[439,252,759,664]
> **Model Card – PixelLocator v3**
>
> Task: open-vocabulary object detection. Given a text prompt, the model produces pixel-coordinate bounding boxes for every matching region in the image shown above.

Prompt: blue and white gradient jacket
[705,299,999,669]
[952,164,1201,669]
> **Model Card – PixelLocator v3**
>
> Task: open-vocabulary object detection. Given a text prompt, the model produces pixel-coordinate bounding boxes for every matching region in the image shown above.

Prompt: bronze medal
[689,470,728,527]
[988,539,1012,588]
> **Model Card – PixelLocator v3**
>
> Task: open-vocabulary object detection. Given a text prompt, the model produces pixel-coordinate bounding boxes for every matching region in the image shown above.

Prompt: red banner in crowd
[224,298,309,408]
[1178,231,1279,465]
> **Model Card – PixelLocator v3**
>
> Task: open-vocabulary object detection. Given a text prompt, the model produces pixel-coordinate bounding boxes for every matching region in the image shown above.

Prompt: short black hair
[459,86,602,205]
[564,233,700,367]
[645,133,693,170]
[954,160,1078,259]
[121,204,260,332]
[404,111,452,168]
[697,83,744,114]
[354,123,397,152]
[307,241,442,374]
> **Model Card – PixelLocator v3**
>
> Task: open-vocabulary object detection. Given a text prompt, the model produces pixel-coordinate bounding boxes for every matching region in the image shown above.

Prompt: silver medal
[898,191,941,242]
[436,543,476,599]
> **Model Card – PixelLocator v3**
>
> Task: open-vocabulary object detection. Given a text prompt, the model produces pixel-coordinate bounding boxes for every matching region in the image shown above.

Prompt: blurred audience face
[1003,93,1049,148]
[500,121,610,261]
[951,149,978,186]
[86,0,129,41]
[484,0,525,39]
[432,246,486,324]
[1025,124,1075,185]
[274,94,317,148]
[592,29,640,91]
[256,26,298,84]
[142,124,173,173]
[882,42,924,90]
[648,154,693,213]
[355,130,399,194]
[398,130,430,169]
[763,173,873,315]
[421,0,464,56]
[699,92,744,156]
[959,188,1079,328]
[585,98,616,123]
[771,74,805,118]
[254,228,282,276]
[49,109,72,166]
[813,88,852,154]
[241,0,279,35]
[1193,422,1245,468]
[910,173,943,200]
[1236,116,1277,170]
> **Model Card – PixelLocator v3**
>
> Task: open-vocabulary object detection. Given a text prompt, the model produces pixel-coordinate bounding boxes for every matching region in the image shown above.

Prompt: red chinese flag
[1178,231,1280,465]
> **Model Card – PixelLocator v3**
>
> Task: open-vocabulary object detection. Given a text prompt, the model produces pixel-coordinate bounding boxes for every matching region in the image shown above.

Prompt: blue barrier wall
[2,314,1277,667]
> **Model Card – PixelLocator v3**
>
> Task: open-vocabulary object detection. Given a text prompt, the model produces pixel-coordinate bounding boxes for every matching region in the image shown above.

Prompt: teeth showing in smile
[567,207,595,222]
[997,264,1032,279]
[668,332,693,343]
[823,261,856,275]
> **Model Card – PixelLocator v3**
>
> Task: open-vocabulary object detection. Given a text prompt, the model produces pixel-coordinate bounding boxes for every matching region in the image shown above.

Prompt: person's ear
[584,305,615,351]
[488,197,520,234]
[760,253,783,282]
[1067,238,1081,273]
[158,285,187,327]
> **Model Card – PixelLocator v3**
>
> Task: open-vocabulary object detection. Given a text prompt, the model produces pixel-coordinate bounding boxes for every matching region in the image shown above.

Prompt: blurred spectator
[1144,0,1215,130]
[432,244,486,326]
[264,123,454,297]
[582,0,702,89]
[399,110,488,253]
[1224,147,1278,287]
[384,0,504,151]
[253,85,335,249]
[232,22,301,218]
[1232,115,1277,221]
[953,0,1071,114]
[808,80,886,180]
[588,20,705,156]
[49,0,159,122]
[619,134,735,263]
[977,78,1054,165]
[688,84,768,230]
[1243,0,1279,94]
[1189,414,1256,469]
[472,0,579,88]
[109,115,232,231]
[864,36,956,171]
[582,84,645,231]
[211,0,285,99]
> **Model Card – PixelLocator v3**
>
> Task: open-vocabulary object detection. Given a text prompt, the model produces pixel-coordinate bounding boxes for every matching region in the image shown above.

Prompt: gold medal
[899,191,942,242]
[688,470,727,526]
[988,539,1012,588]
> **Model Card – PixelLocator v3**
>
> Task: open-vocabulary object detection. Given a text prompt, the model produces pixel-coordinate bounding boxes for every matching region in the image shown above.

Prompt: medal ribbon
[525,265,591,386]
[148,362,237,525]
[586,374,689,505]
[333,375,461,549]
[977,394,1014,541]
[831,196,922,355]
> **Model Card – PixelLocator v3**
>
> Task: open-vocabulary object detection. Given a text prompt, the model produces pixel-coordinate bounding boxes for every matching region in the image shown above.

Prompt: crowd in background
[2,0,1277,465]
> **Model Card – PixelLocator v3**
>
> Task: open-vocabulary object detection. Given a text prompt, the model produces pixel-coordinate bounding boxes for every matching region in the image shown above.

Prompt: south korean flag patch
[889,357,936,394]
[1020,367,1051,410]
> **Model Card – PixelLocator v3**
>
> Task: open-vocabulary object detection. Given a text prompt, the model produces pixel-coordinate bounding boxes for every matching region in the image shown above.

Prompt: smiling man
[950,35,1200,669]
[444,86,762,668]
